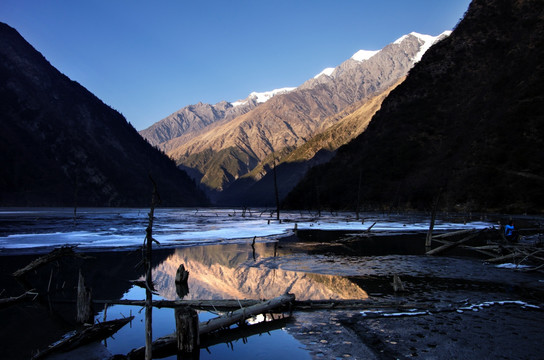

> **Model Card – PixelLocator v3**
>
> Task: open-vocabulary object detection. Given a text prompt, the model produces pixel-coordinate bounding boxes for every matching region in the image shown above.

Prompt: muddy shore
[277,233,544,360]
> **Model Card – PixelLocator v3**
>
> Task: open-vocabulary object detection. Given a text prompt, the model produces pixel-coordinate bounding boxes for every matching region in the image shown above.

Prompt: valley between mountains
[141,32,450,206]
[1,0,542,213]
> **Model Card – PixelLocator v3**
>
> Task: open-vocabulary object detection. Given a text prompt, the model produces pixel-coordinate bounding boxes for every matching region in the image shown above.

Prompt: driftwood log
[12,246,77,278]
[126,293,295,360]
[90,298,439,311]
[426,229,480,256]
[200,316,291,348]
[76,270,93,323]
[426,226,544,270]
[32,316,134,359]
[0,290,38,309]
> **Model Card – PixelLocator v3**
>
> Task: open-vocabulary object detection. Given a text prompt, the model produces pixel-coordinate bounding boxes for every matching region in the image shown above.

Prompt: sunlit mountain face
[149,242,368,301]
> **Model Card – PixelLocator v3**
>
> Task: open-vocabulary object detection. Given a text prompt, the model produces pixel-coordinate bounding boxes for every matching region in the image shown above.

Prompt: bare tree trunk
[273,157,280,221]
[76,269,93,324]
[144,176,161,360]
[175,307,199,354]
[356,169,362,220]
[426,192,441,248]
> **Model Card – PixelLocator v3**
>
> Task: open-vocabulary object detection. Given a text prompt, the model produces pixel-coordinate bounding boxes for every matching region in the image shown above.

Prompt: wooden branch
[432,229,475,239]
[521,262,544,272]
[0,290,38,309]
[426,230,480,256]
[431,239,499,257]
[32,317,134,359]
[485,253,518,263]
[13,246,77,277]
[366,222,377,232]
[90,298,441,313]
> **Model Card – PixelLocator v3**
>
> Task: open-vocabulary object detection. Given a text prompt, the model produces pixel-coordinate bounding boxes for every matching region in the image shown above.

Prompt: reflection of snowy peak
[150,244,368,301]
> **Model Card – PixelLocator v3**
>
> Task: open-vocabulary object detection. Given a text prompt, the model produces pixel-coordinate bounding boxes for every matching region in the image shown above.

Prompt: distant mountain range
[141,31,450,204]
[285,0,544,213]
[4,0,541,213]
[0,22,209,207]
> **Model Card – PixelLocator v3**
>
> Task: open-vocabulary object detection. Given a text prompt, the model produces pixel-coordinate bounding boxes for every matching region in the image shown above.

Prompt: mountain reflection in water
[150,242,368,301]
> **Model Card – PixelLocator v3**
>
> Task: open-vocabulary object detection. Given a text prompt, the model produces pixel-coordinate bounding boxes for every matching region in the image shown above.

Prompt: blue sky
[1,1,471,130]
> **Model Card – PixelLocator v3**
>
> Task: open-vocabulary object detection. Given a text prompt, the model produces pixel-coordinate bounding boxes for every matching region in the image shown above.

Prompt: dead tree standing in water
[273,157,280,221]
[144,176,161,360]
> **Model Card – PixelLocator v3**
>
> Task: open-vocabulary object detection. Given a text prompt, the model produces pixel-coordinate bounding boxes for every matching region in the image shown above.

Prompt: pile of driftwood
[426,227,544,271]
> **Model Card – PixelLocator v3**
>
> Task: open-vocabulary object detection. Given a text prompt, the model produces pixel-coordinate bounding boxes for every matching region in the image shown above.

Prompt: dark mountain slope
[0,22,208,206]
[284,0,544,213]
[215,78,404,207]
[166,33,443,194]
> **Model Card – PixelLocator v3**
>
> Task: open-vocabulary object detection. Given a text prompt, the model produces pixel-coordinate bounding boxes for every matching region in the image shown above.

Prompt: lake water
[0,208,496,359]
[0,207,493,254]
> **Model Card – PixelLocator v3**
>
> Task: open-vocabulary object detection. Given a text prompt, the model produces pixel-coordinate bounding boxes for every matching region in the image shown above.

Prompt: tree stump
[175,264,190,299]
[76,269,93,324]
[175,306,199,355]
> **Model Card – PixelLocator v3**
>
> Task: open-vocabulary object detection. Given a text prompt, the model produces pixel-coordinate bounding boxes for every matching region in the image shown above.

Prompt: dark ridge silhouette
[284,0,544,213]
[0,22,209,207]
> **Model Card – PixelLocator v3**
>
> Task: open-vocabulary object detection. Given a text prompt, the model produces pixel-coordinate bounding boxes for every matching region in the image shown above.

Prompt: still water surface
[0,208,494,359]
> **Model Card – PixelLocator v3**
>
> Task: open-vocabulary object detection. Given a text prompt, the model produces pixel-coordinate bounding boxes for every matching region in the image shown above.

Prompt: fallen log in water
[426,230,481,256]
[431,238,499,258]
[126,293,295,360]
[32,316,134,359]
[200,315,291,348]
[89,298,438,312]
[432,229,476,239]
[93,298,262,310]
[0,290,38,309]
[12,246,78,278]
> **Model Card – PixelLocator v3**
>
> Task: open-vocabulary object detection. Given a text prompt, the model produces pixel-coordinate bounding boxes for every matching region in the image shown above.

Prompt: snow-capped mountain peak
[394,31,451,62]
[314,67,335,79]
[231,87,296,107]
[351,49,380,62]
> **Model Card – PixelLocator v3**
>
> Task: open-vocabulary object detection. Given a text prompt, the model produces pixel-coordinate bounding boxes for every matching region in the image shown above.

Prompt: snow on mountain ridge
[231,87,296,107]
[394,31,452,62]
[231,31,450,108]
[351,49,380,62]
[250,87,296,103]
[314,67,335,79]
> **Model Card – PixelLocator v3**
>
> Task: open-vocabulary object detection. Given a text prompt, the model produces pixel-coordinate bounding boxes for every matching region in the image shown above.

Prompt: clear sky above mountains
[1,0,471,130]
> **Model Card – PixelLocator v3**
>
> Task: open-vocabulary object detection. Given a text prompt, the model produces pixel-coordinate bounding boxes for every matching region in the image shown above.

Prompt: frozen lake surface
[0,207,494,253]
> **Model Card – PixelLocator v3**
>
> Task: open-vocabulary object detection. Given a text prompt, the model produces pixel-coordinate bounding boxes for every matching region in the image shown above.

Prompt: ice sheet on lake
[0,208,494,252]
